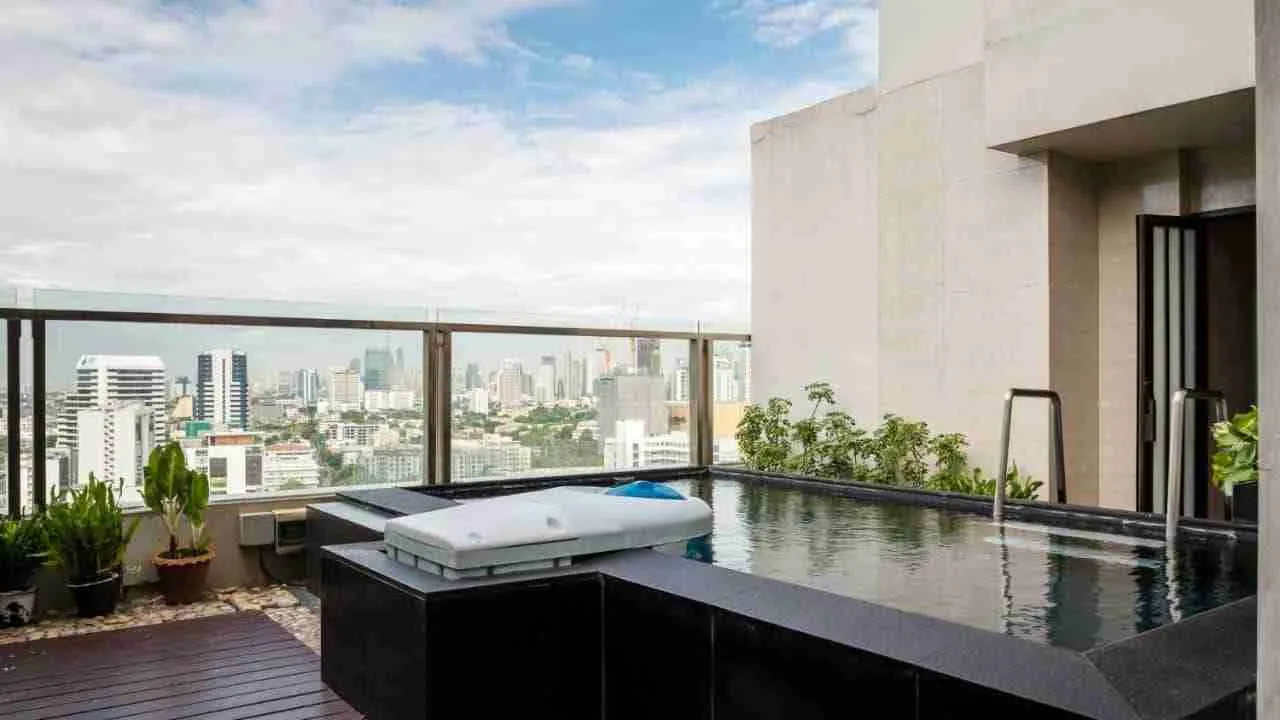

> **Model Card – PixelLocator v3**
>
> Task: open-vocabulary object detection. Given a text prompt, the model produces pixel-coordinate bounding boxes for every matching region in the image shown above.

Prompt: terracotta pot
[66,573,119,618]
[154,548,216,605]
[0,586,37,627]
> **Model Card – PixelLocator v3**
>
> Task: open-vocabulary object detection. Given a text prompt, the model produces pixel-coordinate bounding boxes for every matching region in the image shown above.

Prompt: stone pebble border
[0,585,320,653]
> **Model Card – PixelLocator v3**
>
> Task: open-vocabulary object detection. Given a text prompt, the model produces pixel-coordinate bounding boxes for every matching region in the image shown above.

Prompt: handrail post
[1165,388,1228,542]
[994,388,1067,521]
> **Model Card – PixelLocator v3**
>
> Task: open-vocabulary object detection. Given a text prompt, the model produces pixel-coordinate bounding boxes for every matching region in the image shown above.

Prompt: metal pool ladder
[993,388,1067,521]
[1164,388,1229,542]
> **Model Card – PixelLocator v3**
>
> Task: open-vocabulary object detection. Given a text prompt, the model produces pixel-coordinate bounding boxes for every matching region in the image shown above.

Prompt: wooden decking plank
[0,612,359,720]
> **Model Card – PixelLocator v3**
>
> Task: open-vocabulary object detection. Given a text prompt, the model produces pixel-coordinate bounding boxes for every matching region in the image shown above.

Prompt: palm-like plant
[45,474,139,584]
[142,442,211,557]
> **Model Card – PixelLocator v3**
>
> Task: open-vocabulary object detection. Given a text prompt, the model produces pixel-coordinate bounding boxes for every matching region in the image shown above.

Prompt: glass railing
[0,290,748,514]
[449,333,694,483]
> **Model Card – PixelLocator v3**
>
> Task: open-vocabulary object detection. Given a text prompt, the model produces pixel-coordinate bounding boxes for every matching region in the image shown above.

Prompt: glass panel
[449,333,691,482]
[711,340,751,464]
[1152,228,1168,510]
[46,321,426,504]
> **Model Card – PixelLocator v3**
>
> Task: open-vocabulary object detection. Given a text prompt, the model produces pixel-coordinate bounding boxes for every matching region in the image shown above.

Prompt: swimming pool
[665,478,1256,651]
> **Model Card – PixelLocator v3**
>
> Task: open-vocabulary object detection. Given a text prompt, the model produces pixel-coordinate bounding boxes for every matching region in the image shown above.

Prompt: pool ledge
[320,543,1254,719]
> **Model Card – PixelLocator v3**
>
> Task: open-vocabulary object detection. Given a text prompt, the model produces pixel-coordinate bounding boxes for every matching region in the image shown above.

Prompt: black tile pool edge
[319,543,1256,720]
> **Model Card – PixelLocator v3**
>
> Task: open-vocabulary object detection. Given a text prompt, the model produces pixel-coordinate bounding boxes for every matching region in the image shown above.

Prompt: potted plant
[143,442,213,604]
[0,514,47,627]
[45,474,139,617]
[1212,405,1259,522]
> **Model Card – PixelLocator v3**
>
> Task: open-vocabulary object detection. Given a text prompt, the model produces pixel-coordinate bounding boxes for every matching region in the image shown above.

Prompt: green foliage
[1212,406,1259,497]
[736,383,1039,500]
[142,442,211,556]
[45,474,139,584]
[0,514,47,592]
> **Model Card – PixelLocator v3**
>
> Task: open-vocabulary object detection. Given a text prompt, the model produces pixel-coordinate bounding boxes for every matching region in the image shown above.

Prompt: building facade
[595,374,669,440]
[753,0,1257,515]
[75,402,155,504]
[56,355,168,486]
[196,349,249,431]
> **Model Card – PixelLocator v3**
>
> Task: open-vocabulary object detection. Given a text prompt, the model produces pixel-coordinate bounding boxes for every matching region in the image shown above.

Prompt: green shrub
[45,474,139,584]
[142,442,211,557]
[1211,406,1258,497]
[0,515,47,592]
[736,383,1037,499]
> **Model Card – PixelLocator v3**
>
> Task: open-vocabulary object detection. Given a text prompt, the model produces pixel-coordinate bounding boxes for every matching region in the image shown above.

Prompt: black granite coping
[336,487,458,515]
[322,542,1255,719]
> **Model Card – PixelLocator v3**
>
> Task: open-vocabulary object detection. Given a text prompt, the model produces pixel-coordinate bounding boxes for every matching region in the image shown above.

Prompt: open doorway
[1137,207,1256,518]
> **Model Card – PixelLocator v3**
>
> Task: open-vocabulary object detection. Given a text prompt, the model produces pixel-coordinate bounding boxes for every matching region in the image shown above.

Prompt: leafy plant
[737,383,1043,500]
[142,442,212,557]
[45,474,139,584]
[0,515,47,592]
[1212,406,1259,497]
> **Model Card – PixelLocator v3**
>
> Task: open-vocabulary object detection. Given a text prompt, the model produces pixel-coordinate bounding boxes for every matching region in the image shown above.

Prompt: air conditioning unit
[239,508,307,555]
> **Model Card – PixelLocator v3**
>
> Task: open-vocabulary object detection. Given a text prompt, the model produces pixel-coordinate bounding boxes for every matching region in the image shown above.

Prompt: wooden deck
[0,611,361,719]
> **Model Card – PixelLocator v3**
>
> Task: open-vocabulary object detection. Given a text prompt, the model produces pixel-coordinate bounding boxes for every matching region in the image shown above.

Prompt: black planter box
[1231,482,1258,523]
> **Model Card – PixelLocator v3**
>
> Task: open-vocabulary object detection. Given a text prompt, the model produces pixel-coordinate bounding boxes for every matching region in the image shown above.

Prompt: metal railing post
[1165,388,1228,542]
[994,388,1067,521]
[32,319,45,511]
[423,328,452,485]
[688,337,714,467]
[6,318,20,518]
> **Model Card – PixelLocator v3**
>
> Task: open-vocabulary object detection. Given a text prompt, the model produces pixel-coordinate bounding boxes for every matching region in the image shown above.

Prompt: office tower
[393,347,406,388]
[276,371,293,397]
[76,402,155,503]
[295,368,320,407]
[196,350,249,430]
[635,338,661,376]
[364,347,393,391]
[534,356,556,404]
[56,355,168,453]
[328,367,364,410]
[595,374,668,440]
[671,359,690,402]
[464,363,482,391]
[713,355,737,402]
[738,343,752,403]
[467,388,489,414]
[496,359,524,408]
[568,357,587,399]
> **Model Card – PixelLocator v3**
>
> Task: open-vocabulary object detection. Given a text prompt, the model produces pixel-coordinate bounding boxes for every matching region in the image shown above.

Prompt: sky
[0,1,878,387]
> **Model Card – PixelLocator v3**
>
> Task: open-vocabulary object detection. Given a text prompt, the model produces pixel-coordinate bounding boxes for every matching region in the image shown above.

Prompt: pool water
[664,479,1256,651]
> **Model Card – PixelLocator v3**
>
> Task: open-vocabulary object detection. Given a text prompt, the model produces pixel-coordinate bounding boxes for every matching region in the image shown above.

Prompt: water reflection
[667,480,1256,651]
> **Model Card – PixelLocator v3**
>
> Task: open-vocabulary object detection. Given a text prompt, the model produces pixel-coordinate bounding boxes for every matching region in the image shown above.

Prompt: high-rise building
[713,356,737,402]
[75,402,155,504]
[634,338,661,376]
[496,359,524,408]
[604,420,689,469]
[595,374,668,439]
[275,371,293,397]
[393,347,406,388]
[364,348,394,391]
[196,349,249,430]
[56,355,168,455]
[534,356,556,404]
[328,367,363,410]
[568,357,587,399]
[738,343,752,403]
[183,432,263,495]
[467,388,489,414]
[671,359,690,402]
[464,363,483,391]
[295,368,320,407]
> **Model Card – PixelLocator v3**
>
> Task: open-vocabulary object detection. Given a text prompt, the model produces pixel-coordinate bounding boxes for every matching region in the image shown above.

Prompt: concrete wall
[1048,153,1100,505]
[985,0,1256,147]
[750,90,879,419]
[1255,0,1277,712]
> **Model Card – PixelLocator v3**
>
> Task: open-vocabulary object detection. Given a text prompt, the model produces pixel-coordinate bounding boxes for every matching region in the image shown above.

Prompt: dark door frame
[1135,205,1256,514]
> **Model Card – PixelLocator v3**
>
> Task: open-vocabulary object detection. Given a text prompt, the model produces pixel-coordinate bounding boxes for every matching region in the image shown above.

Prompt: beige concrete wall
[985,0,1256,148]
[750,89,880,419]
[878,62,1051,482]
[880,0,984,93]
[1048,153,1100,505]
[1255,0,1277,712]
[123,493,331,589]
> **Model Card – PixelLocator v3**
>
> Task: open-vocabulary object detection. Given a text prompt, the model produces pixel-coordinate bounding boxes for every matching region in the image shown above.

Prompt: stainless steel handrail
[1164,388,1228,542]
[993,388,1066,521]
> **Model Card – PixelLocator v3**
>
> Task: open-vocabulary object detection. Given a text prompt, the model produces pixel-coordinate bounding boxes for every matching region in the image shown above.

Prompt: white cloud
[719,0,878,79]
[0,0,847,329]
